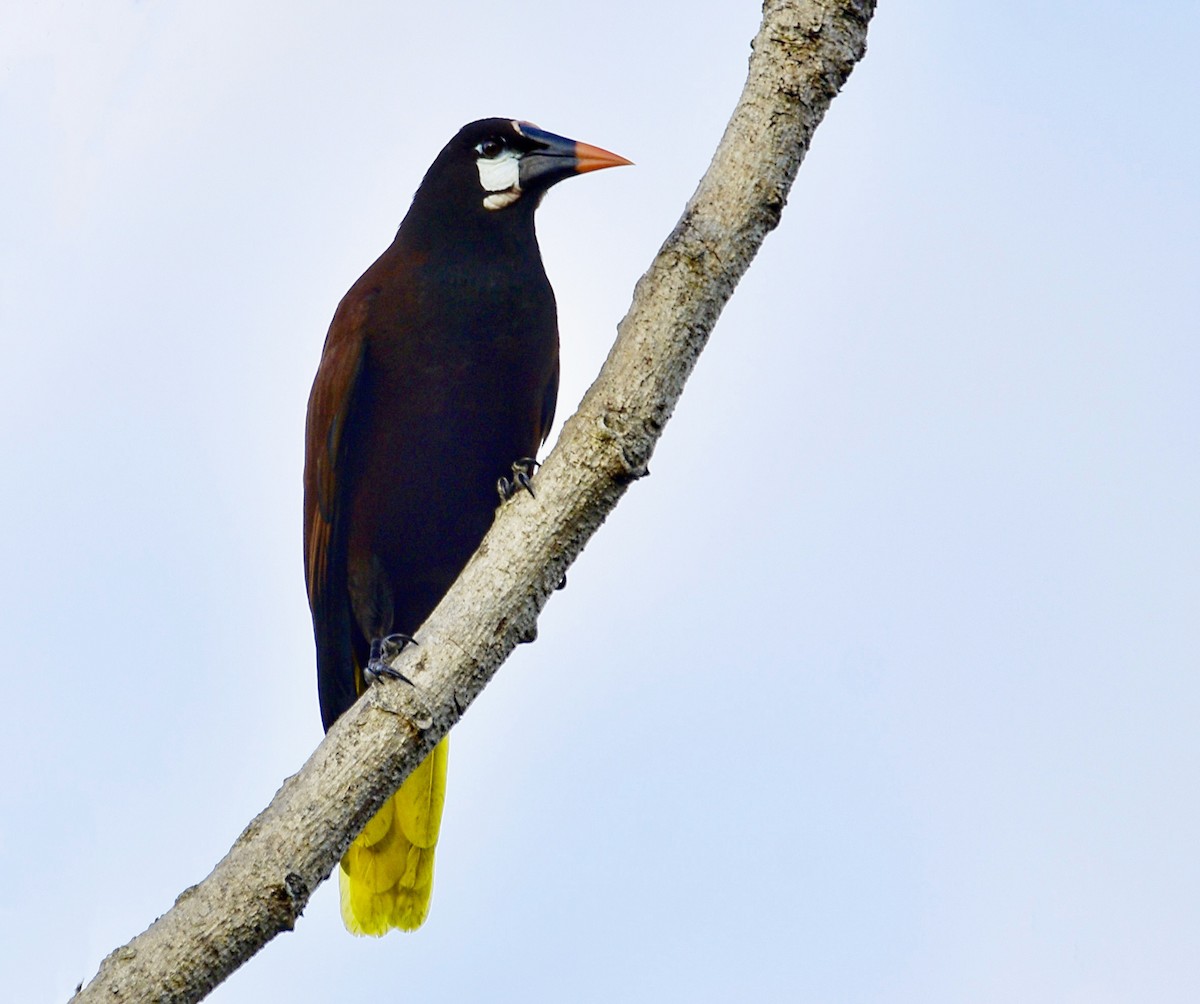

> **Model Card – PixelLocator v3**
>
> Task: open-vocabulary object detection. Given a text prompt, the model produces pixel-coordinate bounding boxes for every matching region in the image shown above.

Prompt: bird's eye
[475,136,507,159]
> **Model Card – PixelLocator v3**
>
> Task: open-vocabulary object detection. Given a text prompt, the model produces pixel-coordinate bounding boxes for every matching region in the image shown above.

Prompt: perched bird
[304,118,630,935]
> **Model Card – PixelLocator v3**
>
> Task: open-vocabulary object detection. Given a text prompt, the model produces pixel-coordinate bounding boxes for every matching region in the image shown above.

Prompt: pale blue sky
[3,2,1198,1001]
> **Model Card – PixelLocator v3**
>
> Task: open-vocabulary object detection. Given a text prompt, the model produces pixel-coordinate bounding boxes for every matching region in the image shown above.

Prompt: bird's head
[412,118,631,218]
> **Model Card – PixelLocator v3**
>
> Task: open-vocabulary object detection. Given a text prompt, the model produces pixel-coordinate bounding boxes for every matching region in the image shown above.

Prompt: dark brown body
[304,181,559,729]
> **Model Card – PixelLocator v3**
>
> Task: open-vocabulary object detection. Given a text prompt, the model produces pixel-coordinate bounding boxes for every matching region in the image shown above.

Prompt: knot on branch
[269,872,310,931]
[596,409,652,484]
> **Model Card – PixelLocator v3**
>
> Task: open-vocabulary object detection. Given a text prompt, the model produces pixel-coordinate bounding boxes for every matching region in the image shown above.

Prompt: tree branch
[71,2,876,1000]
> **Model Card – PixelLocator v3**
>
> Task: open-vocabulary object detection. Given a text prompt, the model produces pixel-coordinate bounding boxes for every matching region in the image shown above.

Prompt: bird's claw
[497,457,541,502]
[364,632,417,685]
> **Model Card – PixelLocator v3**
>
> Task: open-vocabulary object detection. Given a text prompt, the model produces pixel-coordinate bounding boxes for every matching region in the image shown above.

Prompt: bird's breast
[371,253,556,397]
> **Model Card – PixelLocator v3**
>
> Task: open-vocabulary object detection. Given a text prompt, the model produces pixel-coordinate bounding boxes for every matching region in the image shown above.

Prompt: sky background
[3,2,1198,1001]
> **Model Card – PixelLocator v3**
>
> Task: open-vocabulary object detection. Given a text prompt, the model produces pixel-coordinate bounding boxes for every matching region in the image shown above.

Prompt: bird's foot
[497,457,540,502]
[364,633,417,686]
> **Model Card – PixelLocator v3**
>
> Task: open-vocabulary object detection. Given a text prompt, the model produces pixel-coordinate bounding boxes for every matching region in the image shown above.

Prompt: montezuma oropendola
[303,119,630,935]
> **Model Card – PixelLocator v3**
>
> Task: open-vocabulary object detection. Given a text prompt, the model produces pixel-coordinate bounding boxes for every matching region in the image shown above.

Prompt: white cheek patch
[477,149,520,192]
[476,148,522,211]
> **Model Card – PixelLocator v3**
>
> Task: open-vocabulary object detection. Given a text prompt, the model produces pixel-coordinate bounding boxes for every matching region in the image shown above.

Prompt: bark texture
[71,2,876,1000]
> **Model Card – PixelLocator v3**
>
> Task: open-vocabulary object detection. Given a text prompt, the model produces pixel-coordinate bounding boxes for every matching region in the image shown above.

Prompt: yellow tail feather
[339,737,449,935]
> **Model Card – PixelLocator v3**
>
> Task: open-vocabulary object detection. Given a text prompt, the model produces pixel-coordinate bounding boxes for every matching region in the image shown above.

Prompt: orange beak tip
[574,141,635,174]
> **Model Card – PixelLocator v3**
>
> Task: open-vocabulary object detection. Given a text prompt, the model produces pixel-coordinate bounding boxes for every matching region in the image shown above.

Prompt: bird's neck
[398,194,541,262]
